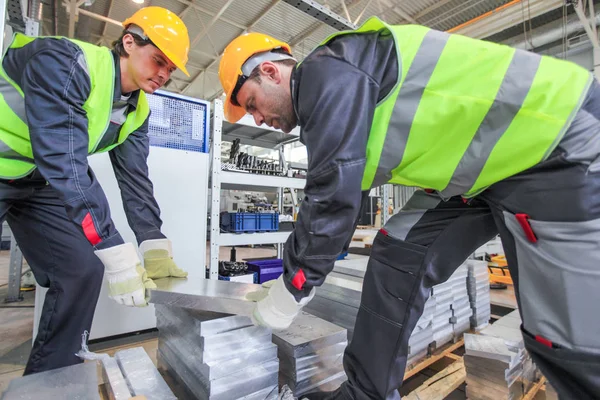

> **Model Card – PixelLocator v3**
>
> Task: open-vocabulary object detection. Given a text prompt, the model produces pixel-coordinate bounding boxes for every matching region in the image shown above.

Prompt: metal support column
[381,184,390,224]
[209,99,224,280]
[5,233,24,303]
[573,0,600,78]
[277,187,283,258]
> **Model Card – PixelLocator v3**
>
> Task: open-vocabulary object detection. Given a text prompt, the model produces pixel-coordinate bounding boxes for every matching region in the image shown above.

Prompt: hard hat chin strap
[241,50,296,76]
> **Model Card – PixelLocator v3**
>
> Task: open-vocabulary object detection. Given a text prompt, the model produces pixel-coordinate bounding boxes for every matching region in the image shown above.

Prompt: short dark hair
[112,29,153,57]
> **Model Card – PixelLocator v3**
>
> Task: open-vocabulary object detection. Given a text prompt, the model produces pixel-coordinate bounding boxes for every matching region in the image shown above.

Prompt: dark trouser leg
[340,191,498,400]
[482,152,600,400]
[3,185,105,374]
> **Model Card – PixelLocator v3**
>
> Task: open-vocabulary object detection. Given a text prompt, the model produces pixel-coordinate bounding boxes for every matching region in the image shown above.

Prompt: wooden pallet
[404,337,547,400]
[404,338,465,380]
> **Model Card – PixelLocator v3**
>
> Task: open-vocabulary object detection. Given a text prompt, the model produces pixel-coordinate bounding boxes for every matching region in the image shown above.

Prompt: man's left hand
[246,275,315,330]
[140,239,188,279]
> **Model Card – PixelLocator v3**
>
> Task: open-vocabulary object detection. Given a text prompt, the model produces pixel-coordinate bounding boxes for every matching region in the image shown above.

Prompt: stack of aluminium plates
[155,305,279,400]
[407,296,435,364]
[304,256,366,341]
[466,259,491,330]
[450,264,473,338]
[464,311,541,399]
[274,312,348,397]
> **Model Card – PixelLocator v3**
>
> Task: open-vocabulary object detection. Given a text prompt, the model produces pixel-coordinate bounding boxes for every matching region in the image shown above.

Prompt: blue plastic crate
[246,259,283,284]
[220,212,279,233]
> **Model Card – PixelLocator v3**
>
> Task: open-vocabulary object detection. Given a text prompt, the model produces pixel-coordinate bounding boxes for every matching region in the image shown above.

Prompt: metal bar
[191,6,221,56]
[574,0,599,47]
[5,233,24,303]
[353,0,372,25]
[340,0,351,22]
[6,0,25,32]
[67,0,77,37]
[182,0,279,95]
[172,0,246,30]
[391,4,419,24]
[0,0,7,52]
[381,184,390,224]
[77,7,120,27]
[281,0,356,30]
[209,99,224,280]
[191,0,235,48]
[148,277,260,314]
[100,0,114,38]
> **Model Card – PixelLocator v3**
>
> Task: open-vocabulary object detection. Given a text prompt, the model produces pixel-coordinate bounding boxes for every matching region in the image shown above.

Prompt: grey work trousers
[339,94,600,399]
[0,182,105,375]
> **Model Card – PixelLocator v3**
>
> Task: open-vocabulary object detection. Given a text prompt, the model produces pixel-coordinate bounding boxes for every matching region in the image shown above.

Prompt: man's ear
[259,61,280,83]
[122,33,135,56]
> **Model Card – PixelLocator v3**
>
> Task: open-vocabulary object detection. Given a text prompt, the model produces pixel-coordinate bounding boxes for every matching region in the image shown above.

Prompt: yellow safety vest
[0,33,150,179]
[319,17,592,197]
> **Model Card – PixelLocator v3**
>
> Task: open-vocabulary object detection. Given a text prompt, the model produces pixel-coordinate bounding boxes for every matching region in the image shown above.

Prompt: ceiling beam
[447,0,564,39]
[171,0,246,30]
[190,0,236,48]
[414,0,454,21]
[181,0,281,95]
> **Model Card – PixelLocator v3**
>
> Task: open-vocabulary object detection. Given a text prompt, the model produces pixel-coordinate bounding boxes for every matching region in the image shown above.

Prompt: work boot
[300,387,346,400]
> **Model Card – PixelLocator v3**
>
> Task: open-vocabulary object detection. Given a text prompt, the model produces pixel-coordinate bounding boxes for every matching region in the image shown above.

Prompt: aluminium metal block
[272,312,347,358]
[101,357,132,400]
[115,347,176,400]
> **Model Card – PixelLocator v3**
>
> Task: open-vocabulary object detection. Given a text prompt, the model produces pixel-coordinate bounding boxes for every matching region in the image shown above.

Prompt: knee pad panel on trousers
[361,231,427,325]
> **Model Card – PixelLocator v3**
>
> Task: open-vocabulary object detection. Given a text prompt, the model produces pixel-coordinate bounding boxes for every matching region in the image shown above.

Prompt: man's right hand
[94,243,157,307]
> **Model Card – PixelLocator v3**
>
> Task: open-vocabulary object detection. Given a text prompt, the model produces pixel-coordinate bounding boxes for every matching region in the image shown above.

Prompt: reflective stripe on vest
[0,34,150,179]
[319,17,591,196]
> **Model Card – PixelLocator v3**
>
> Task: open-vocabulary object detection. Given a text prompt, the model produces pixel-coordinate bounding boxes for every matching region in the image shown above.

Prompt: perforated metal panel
[146,91,210,153]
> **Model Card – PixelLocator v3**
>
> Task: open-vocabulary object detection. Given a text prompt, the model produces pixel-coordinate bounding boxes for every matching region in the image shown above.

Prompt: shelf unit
[208,99,306,280]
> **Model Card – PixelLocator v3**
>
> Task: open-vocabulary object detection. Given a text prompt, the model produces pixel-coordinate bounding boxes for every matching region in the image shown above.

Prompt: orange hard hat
[123,6,190,77]
[219,32,292,122]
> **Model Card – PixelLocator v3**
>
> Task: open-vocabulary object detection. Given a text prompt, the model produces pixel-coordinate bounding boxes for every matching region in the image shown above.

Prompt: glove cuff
[139,238,172,257]
[94,242,141,274]
[256,275,315,329]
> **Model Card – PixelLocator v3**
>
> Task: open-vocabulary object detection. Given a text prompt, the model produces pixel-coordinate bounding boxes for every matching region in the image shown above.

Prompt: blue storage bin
[220,212,279,233]
[246,259,284,284]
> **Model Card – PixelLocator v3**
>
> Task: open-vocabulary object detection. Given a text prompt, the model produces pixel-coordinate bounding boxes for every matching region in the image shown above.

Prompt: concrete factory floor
[0,246,535,399]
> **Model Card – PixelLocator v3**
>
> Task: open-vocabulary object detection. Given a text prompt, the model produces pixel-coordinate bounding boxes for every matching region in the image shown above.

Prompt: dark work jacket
[1,37,165,250]
[283,31,398,299]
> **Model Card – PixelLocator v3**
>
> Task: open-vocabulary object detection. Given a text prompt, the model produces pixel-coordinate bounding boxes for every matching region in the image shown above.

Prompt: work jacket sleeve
[283,55,379,300]
[109,115,167,245]
[21,44,125,250]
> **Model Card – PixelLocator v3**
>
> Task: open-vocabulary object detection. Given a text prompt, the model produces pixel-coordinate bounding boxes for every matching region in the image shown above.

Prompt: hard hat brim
[224,92,247,123]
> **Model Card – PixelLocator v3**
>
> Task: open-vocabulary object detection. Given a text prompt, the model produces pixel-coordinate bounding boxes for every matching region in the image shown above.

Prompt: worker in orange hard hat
[221,17,600,400]
[0,6,189,374]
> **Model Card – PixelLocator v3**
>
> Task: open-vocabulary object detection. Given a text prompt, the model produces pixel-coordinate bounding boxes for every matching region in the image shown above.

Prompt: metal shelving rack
[208,99,306,280]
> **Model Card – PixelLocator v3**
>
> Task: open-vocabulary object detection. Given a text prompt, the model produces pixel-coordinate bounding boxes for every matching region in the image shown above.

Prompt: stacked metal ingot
[466,259,491,330]
[464,311,541,399]
[450,264,473,338]
[155,305,279,400]
[304,256,365,341]
[407,296,435,364]
[274,312,348,397]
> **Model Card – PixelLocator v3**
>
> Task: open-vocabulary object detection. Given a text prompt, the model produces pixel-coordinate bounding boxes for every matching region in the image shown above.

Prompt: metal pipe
[447,0,522,33]
[77,7,121,27]
[505,12,600,50]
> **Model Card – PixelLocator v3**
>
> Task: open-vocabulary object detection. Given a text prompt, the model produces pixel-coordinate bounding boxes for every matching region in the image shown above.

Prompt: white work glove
[95,242,156,307]
[139,238,188,279]
[246,275,315,330]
